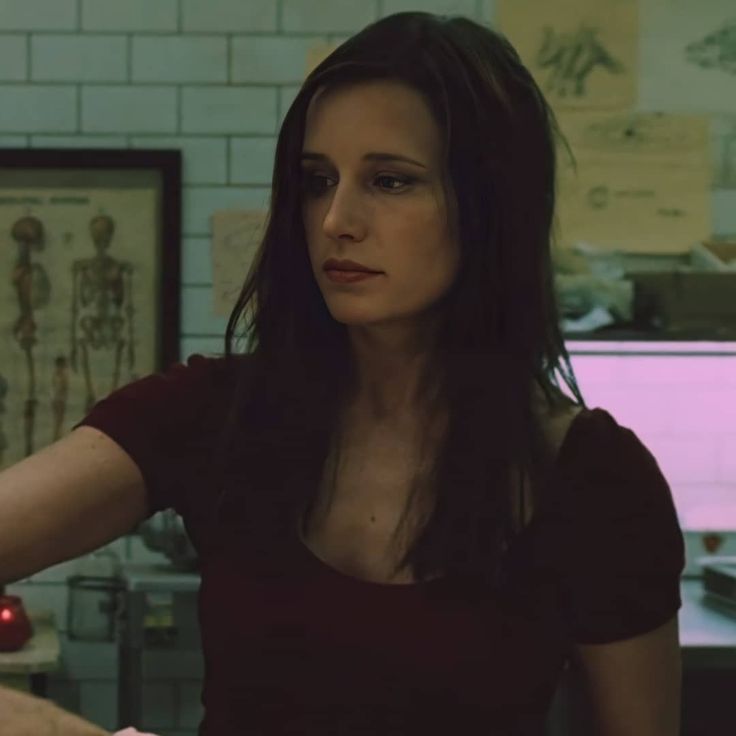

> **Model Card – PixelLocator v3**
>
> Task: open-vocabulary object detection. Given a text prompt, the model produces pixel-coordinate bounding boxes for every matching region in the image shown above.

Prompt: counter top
[680,578,736,668]
[0,610,61,675]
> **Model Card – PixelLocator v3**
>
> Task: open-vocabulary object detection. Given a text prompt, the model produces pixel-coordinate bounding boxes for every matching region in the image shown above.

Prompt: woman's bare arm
[0,426,149,585]
[0,683,110,735]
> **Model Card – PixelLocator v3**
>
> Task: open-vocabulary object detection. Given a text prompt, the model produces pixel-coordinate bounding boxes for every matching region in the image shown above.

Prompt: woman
[0,11,684,735]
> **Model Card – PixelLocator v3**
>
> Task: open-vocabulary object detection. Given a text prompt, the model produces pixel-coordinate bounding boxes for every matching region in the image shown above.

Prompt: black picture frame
[0,149,181,466]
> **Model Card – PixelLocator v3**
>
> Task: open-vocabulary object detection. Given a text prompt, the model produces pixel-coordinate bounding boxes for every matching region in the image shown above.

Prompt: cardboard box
[627,270,736,334]
[690,240,736,271]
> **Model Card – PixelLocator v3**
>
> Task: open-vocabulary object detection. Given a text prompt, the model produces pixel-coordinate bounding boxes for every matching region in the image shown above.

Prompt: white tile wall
[384,0,478,15]
[1,0,735,733]
[132,37,228,84]
[0,86,77,131]
[180,86,277,133]
[31,35,128,81]
[180,0,277,34]
[181,237,214,284]
[81,86,178,133]
[81,0,178,33]
[181,285,229,336]
[0,134,28,146]
[0,0,77,31]
[0,34,27,79]
[713,189,736,234]
[230,136,278,184]
[231,35,324,84]
[31,135,129,147]
[131,136,229,185]
[182,185,270,235]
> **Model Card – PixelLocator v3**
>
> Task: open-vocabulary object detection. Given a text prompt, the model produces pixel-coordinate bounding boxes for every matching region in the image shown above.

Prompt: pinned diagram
[1,211,140,464]
[554,111,712,254]
[7,215,52,459]
[210,209,268,318]
[535,23,627,100]
[497,0,638,110]
[639,0,736,113]
[70,215,136,415]
[684,18,736,76]
[0,153,170,471]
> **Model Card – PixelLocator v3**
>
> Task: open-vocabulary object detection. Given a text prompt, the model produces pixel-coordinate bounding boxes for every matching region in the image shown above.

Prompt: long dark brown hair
[206,11,586,589]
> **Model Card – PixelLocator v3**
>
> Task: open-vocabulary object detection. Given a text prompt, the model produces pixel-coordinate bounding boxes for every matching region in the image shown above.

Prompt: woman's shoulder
[544,403,585,458]
[530,383,586,460]
[183,351,254,389]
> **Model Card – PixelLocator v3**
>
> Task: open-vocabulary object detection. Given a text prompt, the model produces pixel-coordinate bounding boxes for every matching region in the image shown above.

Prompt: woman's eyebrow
[300,151,428,169]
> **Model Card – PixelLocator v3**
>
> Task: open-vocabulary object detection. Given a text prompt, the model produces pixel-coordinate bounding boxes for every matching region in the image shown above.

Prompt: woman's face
[300,80,460,346]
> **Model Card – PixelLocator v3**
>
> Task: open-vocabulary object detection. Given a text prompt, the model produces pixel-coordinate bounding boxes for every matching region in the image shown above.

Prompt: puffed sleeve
[543,409,686,645]
[71,353,228,520]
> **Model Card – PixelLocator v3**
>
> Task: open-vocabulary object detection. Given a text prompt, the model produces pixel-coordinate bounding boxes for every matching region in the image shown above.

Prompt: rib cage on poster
[0,177,158,470]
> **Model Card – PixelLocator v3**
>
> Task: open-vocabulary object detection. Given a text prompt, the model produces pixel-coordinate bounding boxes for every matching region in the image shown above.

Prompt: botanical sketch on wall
[684,18,736,76]
[497,0,638,110]
[639,0,736,114]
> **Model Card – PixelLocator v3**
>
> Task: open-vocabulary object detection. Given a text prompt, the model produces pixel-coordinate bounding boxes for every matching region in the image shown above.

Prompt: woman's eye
[301,173,413,196]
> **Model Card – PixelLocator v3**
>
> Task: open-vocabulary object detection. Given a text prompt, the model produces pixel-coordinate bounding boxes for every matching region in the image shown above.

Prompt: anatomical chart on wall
[554,111,712,254]
[639,0,736,114]
[211,209,267,317]
[0,186,157,469]
[497,0,639,110]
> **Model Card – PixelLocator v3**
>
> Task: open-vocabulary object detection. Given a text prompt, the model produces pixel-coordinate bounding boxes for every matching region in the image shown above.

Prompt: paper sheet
[497,0,639,110]
[210,209,268,317]
[306,41,342,78]
[555,111,713,253]
[556,110,712,165]
[639,0,736,114]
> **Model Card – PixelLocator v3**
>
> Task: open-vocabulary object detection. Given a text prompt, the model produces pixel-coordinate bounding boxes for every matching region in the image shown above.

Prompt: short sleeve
[545,409,686,645]
[71,353,228,519]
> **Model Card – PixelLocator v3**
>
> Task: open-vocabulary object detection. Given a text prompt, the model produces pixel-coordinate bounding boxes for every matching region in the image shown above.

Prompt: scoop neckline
[296,524,444,589]
[295,405,594,589]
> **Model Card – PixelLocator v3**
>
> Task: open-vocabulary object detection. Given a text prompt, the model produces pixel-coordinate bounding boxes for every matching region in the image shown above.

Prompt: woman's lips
[325,270,382,283]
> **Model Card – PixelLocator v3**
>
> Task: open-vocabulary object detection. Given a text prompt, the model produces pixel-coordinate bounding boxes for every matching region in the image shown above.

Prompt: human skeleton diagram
[70,215,136,415]
[3,213,136,461]
[9,216,52,458]
[50,354,70,444]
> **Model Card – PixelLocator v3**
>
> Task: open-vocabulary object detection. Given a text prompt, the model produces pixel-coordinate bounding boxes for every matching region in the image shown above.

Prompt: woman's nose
[321,188,368,237]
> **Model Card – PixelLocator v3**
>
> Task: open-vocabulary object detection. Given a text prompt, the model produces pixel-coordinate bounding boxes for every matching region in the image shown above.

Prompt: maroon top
[73,353,686,735]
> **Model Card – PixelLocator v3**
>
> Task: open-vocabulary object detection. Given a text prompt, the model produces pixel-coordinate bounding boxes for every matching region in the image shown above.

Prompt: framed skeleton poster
[0,149,181,469]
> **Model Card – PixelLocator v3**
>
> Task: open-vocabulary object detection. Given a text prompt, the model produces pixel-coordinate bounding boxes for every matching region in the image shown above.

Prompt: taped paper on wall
[640,0,736,114]
[557,110,711,164]
[555,111,713,253]
[497,0,639,110]
[306,41,342,78]
[211,209,268,317]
